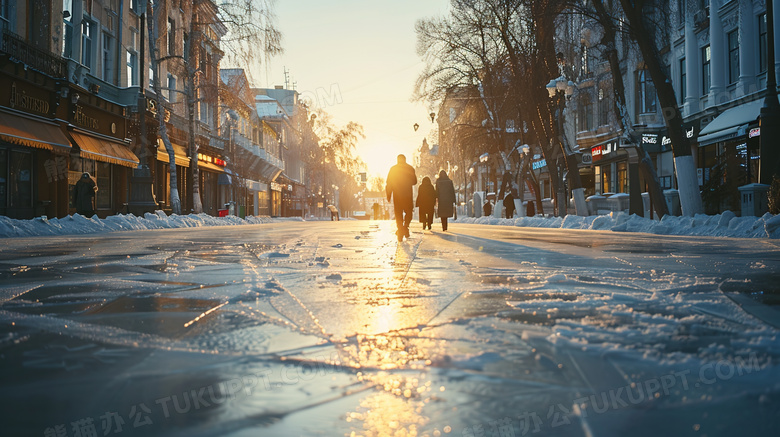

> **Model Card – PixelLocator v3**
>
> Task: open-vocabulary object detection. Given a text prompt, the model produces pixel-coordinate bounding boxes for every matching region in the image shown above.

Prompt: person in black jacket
[416,176,436,230]
[504,191,516,219]
[74,172,98,216]
[386,154,417,241]
[435,170,456,231]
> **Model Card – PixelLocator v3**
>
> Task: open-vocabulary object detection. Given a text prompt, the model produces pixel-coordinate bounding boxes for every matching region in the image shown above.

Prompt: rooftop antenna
[283,67,290,90]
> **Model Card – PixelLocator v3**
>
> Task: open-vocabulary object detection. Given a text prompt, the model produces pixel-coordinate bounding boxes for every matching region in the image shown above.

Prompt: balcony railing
[1,30,66,78]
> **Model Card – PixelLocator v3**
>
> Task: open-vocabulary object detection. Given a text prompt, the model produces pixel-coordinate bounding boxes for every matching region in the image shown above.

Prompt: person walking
[74,172,98,216]
[386,154,417,241]
[416,176,436,230]
[504,191,516,219]
[435,170,455,231]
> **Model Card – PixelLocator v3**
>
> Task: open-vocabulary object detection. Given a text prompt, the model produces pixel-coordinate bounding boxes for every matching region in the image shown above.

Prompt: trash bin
[738,183,770,217]
[218,208,228,217]
[238,205,246,218]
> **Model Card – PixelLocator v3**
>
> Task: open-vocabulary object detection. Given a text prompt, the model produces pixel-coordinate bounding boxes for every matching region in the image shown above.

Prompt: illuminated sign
[532,159,547,170]
[641,134,658,144]
[749,128,760,138]
[198,153,226,166]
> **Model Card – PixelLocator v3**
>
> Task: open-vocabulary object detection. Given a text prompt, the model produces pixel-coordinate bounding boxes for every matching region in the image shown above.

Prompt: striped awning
[0,110,71,154]
[69,130,139,168]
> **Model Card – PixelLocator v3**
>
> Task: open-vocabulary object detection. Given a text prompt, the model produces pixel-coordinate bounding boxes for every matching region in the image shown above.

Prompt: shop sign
[532,159,547,170]
[271,182,282,191]
[749,128,760,138]
[641,134,658,145]
[581,153,592,164]
[8,82,50,116]
[198,153,226,166]
[592,141,618,161]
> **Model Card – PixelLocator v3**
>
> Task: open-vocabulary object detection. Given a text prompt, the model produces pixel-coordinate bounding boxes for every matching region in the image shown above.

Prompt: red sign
[214,158,226,166]
[749,128,760,139]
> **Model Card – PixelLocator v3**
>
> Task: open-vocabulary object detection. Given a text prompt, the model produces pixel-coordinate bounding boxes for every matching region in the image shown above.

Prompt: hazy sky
[259,0,450,180]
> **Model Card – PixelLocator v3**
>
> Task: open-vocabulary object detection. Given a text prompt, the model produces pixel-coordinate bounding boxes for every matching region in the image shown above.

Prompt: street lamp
[413,123,420,131]
[546,74,587,217]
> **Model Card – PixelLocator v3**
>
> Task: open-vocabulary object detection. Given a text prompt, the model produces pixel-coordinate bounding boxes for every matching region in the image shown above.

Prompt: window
[579,96,593,131]
[678,0,685,25]
[759,13,768,73]
[102,33,114,83]
[130,0,139,13]
[167,18,175,56]
[149,66,154,88]
[126,51,137,86]
[61,0,73,57]
[598,88,609,127]
[702,45,711,94]
[167,74,177,103]
[728,30,739,84]
[679,58,687,104]
[637,68,657,114]
[81,19,94,69]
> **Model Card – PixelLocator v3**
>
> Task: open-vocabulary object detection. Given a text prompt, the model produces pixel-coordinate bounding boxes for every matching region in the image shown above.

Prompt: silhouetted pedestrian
[504,191,516,219]
[436,170,455,231]
[386,154,417,241]
[483,200,492,217]
[416,176,436,230]
[74,172,97,216]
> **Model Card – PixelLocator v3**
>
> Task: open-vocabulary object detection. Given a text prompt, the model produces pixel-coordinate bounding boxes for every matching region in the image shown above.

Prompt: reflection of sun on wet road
[324,222,455,437]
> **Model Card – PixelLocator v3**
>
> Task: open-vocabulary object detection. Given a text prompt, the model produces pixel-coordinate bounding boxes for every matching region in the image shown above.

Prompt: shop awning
[69,130,139,168]
[197,161,227,173]
[0,110,71,154]
[217,173,232,185]
[698,99,763,146]
[156,139,190,167]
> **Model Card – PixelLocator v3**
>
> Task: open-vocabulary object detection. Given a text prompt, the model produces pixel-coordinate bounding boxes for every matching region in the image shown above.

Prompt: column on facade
[737,0,757,96]
[709,0,727,105]
[775,0,780,86]
[684,11,700,115]
[70,0,84,63]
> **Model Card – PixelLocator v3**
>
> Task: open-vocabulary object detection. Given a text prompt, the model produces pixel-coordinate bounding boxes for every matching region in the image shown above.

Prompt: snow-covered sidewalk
[1,210,779,239]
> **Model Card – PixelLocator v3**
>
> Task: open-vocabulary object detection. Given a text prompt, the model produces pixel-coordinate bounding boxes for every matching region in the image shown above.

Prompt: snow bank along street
[0,220,778,436]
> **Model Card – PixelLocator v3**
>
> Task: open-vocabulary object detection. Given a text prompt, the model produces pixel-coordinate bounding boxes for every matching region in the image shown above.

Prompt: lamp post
[546,76,588,217]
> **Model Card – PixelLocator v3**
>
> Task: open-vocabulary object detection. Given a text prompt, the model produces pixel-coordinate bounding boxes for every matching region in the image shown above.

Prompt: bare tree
[146,1,182,214]
[585,0,669,218]
[145,0,283,215]
[618,0,703,216]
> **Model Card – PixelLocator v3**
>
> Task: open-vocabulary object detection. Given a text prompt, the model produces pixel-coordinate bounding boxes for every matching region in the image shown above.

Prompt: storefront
[591,139,627,195]
[696,100,761,213]
[0,76,72,219]
[155,139,190,213]
[66,92,138,218]
[196,152,229,216]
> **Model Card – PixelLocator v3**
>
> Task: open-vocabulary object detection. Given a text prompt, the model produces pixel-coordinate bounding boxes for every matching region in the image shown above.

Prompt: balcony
[1,30,66,78]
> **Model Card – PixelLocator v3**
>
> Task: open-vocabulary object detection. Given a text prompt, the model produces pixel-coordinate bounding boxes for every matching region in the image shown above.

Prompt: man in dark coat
[504,191,516,219]
[386,154,417,241]
[435,170,455,231]
[74,172,98,216]
[416,176,437,230]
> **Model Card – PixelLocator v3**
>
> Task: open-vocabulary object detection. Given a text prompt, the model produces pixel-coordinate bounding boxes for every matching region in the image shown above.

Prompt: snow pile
[456,211,780,239]
[0,212,304,239]
[1,210,779,239]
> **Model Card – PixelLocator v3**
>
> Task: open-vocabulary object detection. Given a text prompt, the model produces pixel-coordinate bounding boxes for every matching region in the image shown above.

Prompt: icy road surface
[1,220,779,436]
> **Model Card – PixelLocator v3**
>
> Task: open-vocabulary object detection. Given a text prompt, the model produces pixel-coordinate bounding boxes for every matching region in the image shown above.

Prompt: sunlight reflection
[340,222,451,436]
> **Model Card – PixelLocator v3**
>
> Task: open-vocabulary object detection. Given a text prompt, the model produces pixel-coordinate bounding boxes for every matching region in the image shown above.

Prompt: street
[1,220,779,436]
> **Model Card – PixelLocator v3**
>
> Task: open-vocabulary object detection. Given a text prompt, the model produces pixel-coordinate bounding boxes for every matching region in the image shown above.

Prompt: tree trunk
[592,0,669,218]
[619,0,703,216]
[184,66,203,214]
[146,3,182,215]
